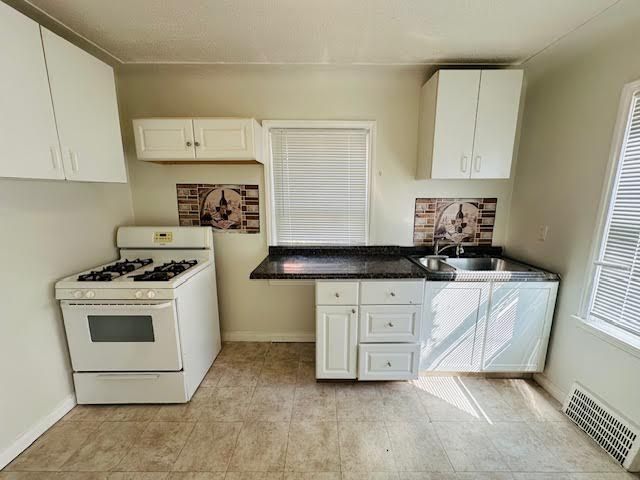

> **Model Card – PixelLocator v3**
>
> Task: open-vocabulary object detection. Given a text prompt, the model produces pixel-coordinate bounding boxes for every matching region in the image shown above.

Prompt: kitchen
[1,0,640,478]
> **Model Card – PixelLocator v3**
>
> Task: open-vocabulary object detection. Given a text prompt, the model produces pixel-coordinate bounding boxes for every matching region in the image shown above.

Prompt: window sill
[573,314,640,360]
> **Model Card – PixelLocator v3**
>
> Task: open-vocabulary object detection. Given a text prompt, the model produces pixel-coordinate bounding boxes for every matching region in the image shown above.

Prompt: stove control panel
[135,290,157,299]
[56,288,175,301]
[153,231,173,244]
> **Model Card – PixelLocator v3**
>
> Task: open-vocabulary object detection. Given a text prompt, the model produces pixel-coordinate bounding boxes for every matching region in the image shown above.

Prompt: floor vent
[562,382,640,471]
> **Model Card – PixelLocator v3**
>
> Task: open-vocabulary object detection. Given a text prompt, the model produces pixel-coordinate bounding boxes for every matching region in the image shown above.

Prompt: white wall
[505,0,640,422]
[0,179,133,466]
[117,64,516,339]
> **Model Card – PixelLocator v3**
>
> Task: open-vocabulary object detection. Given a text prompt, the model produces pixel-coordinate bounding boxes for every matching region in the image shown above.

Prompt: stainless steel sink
[444,257,536,272]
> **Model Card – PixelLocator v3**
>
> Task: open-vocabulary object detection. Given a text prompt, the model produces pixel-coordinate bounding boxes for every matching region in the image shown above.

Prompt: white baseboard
[222,331,315,342]
[533,372,568,403]
[0,393,76,470]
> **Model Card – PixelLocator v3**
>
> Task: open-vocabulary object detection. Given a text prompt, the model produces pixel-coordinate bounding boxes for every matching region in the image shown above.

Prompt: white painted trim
[533,372,567,403]
[0,393,76,470]
[261,120,376,246]
[578,79,640,319]
[222,331,315,342]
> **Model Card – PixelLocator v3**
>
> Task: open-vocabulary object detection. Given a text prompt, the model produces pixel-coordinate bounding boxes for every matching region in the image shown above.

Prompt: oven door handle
[61,301,173,310]
[96,373,160,381]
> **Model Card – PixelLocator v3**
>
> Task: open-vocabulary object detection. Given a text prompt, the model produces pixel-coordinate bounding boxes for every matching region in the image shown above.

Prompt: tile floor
[2,342,638,480]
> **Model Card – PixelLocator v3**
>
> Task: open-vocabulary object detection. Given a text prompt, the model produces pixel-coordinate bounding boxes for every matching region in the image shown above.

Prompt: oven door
[61,301,182,372]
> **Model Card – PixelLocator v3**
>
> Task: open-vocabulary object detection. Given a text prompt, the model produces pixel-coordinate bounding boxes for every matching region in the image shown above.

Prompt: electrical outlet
[537,225,549,242]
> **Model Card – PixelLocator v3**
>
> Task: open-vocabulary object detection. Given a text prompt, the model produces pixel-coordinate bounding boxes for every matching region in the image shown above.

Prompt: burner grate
[130,260,198,282]
[77,258,153,281]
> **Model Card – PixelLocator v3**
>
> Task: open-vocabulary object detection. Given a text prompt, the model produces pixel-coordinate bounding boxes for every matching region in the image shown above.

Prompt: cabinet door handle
[460,155,468,173]
[351,308,356,314]
[386,322,394,328]
[389,292,396,297]
[334,292,340,298]
[69,149,79,173]
[186,141,192,147]
[386,361,392,367]
[50,146,61,170]
[474,155,482,173]
[194,141,201,147]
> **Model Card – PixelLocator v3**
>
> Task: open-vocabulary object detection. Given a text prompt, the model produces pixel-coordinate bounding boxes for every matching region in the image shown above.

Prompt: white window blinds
[589,92,640,337]
[269,127,370,245]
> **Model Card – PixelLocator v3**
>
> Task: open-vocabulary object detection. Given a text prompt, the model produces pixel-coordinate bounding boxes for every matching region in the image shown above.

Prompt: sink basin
[444,257,535,272]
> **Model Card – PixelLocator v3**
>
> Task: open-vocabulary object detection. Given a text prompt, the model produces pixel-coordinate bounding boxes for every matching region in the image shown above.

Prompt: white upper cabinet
[417,69,523,180]
[42,28,127,183]
[133,119,195,160]
[133,118,263,163]
[0,2,63,180]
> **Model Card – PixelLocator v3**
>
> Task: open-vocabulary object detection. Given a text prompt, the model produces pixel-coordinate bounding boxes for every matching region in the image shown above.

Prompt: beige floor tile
[379,391,427,422]
[569,474,640,479]
[482,422,565,472]
[228,421,289,472]
[398,474,513,480]
[511,474,571,480]
[108,474,170,480]
[225,473,284,480]
[292,384,336,421]
[217,363,264,388]
[285,421,340,472]
[201,363,229,387]
[385,421,452,473]
[335,384,384,421]
[172,421,242,472]
[115,422,195,472]
[337,421,396,472]
[432,422,508,472]
[247,386,294,422]
[216,343,270,363]
[286,474,340,480]
[266,344,301,362]
[488,380,565,422]
[154,387,213,422]
[413,377,488,422]
[61,405,117,422]
[259,360,299,386]
[342,474,399,480]
[0,474,70,480]
[61,421,147,471]
[296,362,316,385]
[7,421,100,471]
[109,406,161,423]
[298,344,316,363]
[527,421,621,472]
[168,474,226,480]
[199,386,254,422]
[456,378,523,423]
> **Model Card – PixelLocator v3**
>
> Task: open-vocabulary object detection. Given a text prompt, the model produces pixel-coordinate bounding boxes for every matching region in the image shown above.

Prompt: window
[264,121,374,245]
[585,82,640,340]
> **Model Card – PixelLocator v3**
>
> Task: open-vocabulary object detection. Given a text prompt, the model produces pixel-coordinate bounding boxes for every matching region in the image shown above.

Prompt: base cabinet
[316,305,358,379]
[421,280,558,373]
[358,343,420,380]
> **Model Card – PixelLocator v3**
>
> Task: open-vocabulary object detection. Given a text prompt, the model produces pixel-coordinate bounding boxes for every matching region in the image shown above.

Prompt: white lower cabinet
[358,343,420,381]
[422,280,558,373]
[316,305,358,379]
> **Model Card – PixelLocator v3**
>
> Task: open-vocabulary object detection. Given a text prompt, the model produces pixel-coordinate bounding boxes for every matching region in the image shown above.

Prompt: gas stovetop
[76,259,198,282]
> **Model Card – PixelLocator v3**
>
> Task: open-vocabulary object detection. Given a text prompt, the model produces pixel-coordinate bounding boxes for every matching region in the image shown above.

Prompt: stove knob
[135,290,144,299]
[73,290,82,299]
[84,290,95,299]
[146,290,156,299]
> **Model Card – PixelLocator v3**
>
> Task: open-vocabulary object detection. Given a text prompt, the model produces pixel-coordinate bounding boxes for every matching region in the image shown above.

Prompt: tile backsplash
[413,197,496,246]
[177,183,260,234]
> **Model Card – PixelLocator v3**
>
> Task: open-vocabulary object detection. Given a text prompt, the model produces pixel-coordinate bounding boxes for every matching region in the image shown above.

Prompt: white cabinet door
[0,3,63,180]
[316,305,357,379]
[422,282,490,371]
[471,70,523,179]
[193,118,257,161]
[133,118,195,160]
[431,70,481,179]
[482,282,558,372]
[42,28,126,183]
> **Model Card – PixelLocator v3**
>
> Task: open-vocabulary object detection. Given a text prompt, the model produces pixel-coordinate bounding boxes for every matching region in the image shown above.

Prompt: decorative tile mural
[413,198,496,246]
[176,183,260,233]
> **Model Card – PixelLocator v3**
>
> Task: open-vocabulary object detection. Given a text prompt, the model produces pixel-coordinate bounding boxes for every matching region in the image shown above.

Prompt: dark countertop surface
[250,246,560,282]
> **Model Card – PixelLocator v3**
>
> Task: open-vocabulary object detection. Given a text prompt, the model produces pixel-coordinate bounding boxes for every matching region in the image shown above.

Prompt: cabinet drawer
[316,281,359,305]
[360,305,421,343]
[360,280,423,305]
[358,344,420,380]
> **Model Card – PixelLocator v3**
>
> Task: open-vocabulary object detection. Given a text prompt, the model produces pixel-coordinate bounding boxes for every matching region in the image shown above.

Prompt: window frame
[262,120,376,246]
[578,78,640,353]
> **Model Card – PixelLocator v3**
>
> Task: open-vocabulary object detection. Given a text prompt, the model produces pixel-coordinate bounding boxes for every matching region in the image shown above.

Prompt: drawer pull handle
[335,292,340,298]
[386,322,394,328]
[390,292,396,297]
[351,308,356,314]
[386,361,392,367]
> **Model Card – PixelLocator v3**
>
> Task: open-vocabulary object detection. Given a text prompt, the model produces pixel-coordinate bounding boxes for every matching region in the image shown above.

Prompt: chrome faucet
[434,239,464,257]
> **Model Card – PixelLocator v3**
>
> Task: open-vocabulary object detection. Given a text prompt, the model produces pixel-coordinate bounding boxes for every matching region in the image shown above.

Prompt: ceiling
[22,0,620,65]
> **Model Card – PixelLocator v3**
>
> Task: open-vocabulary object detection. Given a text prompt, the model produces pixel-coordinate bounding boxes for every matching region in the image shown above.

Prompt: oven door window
[88,315,155,342]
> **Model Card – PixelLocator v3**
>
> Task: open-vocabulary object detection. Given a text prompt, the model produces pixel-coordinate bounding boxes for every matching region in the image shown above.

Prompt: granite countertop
[249,246,560,282]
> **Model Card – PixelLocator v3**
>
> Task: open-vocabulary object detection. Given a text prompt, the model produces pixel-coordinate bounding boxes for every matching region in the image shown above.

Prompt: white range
[55,226,221,404]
